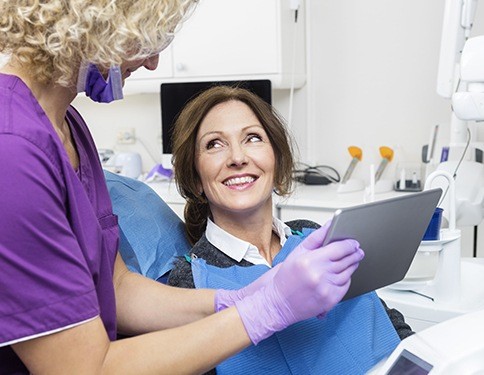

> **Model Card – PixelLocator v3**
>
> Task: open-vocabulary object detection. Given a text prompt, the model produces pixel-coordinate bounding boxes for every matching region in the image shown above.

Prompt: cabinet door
[124,0,304,93]
[172,0,279,78]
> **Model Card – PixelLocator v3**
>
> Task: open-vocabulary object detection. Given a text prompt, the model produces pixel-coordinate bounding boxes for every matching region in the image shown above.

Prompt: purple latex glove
[215,221,332,312]
[234,226,364,345]
[215,263,282,312]
[83,64,124,103]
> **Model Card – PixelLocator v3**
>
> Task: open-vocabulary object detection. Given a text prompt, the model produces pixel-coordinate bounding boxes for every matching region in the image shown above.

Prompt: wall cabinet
[124,0,306,94]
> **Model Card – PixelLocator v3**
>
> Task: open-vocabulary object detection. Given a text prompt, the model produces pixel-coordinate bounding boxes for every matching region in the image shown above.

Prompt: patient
[168,85,412,374]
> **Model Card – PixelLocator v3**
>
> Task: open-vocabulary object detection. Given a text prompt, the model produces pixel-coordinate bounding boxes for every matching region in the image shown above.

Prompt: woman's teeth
[224,176,255,186]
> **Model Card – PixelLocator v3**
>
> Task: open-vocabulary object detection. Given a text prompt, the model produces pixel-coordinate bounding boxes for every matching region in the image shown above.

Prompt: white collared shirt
[205,217,293,268]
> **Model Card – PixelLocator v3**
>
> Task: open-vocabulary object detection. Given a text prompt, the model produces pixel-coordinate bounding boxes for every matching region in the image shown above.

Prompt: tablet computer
[322,188,442,301]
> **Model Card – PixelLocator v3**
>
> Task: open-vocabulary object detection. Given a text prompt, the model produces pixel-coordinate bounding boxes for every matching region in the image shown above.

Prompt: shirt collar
[205,217,292,264]
[274,217,293,245]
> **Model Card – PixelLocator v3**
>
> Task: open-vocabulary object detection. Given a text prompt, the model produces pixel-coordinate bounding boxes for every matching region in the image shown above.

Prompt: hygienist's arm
[113,253,217,335]
[13,229,363,373]
[13,254,251,373]
[13,302,250,374]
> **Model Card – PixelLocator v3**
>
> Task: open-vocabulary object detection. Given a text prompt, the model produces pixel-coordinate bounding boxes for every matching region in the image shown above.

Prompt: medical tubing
[293,163,341,184]
[135,136,159,164]
[437,127,471,207]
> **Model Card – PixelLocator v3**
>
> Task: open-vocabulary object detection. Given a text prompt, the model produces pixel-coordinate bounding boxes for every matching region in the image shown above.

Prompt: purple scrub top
[0,73,118,372]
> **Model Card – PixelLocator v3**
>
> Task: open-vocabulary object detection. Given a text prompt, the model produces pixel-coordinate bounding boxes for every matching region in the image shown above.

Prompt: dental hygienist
[0,1,364,373]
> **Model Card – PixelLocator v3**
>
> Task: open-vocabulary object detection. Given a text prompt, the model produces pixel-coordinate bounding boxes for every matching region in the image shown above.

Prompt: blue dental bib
[192,230,400,375]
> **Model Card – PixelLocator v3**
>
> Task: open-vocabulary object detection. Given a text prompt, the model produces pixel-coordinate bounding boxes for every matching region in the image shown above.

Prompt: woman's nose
[143,55,160,71]
[227,145,248,167]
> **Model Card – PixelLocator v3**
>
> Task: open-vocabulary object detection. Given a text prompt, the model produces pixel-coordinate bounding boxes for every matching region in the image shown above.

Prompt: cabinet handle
[176,62,186,71]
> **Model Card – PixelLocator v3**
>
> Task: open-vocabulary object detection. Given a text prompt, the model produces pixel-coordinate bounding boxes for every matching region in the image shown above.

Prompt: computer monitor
[160,79,272,161]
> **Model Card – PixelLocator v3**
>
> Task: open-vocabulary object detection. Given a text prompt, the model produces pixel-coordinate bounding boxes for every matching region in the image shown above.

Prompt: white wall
[75,0,484,181]
[73,0,484,257]
[306,0,444,176]
[305,0,484,182]
[73,93,163,169]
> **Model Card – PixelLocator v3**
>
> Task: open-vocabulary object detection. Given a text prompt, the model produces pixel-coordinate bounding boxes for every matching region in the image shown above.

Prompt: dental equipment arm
[433,0,484,228]
[437,0,478,99]
[437,0,481,148]
[452,35,484,121]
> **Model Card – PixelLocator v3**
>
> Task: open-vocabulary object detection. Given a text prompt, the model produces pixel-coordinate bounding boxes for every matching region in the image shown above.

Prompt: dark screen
[160,80,272,154]
[387,349,433,374]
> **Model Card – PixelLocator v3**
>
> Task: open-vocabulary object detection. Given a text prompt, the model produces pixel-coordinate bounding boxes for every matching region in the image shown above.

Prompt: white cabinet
[124,0,306,94]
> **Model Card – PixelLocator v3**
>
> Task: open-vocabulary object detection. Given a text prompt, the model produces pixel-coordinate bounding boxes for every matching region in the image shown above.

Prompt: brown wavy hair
[0,0,197,86]
[172,85,297,245]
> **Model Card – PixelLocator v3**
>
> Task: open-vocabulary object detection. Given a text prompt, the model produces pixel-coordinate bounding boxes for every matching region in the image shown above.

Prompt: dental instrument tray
[322,188,442,301]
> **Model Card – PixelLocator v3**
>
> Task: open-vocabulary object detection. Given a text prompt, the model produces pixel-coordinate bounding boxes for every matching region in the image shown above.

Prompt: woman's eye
[247,134,263,143]
[206,139,222,150]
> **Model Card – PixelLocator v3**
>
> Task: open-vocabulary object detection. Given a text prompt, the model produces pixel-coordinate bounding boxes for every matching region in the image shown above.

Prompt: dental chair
[104,170,190,283]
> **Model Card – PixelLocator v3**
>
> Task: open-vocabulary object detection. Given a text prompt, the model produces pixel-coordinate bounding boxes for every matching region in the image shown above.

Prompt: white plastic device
[452,36,484,121]
[368,308,484,374]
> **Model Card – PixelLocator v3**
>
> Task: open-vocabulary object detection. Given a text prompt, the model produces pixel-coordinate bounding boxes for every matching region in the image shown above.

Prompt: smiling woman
[195,101,277,233]
[168,85,413,375]
[171,85,296,245]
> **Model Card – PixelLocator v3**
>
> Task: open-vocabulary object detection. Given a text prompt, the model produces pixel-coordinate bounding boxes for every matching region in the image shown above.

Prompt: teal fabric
[104,170,190,280]
[192,230,400,375]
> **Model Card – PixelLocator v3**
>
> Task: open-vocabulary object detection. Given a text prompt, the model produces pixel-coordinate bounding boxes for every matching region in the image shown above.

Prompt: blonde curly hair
[0,0,197,86]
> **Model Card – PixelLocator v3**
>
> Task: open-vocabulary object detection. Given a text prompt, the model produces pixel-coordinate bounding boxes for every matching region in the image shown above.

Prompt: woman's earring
[198,190,207,204]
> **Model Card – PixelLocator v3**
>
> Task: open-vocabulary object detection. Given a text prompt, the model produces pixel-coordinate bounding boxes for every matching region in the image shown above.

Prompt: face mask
[77,62,124,103]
